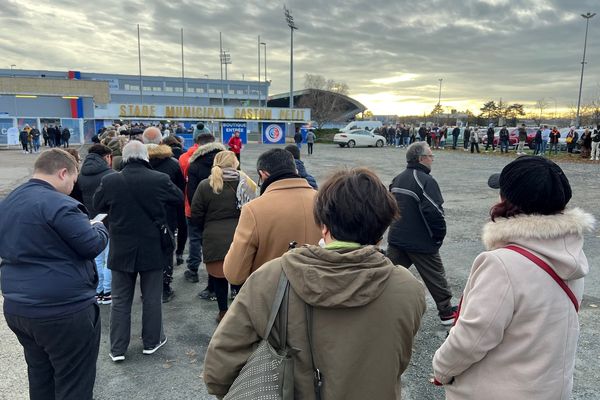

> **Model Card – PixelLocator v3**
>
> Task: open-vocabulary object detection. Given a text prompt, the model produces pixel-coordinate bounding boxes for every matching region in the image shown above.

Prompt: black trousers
[5,303,101,400]
[307,143,313,154]
[110,269,164,355]
[386,245,453,315]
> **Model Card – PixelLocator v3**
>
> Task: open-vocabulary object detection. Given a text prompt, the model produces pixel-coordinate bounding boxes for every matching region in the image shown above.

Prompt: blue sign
[222,122,248,145]
[262,123,286,144]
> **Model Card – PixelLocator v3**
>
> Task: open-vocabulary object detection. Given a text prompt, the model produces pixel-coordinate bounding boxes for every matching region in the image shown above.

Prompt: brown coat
[205,245,426,399]
[223,178,322,285]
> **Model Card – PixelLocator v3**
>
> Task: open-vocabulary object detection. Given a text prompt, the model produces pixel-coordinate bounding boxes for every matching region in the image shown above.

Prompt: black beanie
[487,156,572,215]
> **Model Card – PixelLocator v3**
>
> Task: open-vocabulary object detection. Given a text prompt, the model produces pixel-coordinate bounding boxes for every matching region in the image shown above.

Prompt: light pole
[181,28,185,105]
[260,42,267,82]
[137,24,143,104]
[284,6,298,109]
[261,41,267,106]
[257,35,261,107]
[576,12,596,128]
[437,78,443,124]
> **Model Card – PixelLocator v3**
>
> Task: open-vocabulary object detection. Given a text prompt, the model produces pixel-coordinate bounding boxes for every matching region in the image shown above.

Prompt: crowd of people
[18,124,71,154]
[373,123,600,160]
[0,122,595,399]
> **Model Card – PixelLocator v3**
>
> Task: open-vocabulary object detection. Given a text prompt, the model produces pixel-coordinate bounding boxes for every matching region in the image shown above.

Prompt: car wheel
[338,143,345,148]
[376,140,384,148]
[347,140,356,148]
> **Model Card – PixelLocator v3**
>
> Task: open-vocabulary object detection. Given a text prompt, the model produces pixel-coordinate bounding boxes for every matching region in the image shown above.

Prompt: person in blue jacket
[0,148,109,400]
[284,144,318,189]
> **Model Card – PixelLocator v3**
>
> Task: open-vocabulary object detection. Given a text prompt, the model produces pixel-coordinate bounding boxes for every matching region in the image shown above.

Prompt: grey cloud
[3,0,600,113]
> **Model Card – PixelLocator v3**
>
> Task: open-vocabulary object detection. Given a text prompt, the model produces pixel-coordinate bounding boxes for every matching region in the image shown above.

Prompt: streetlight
[261,41,267,108]
[437,78,443,124]
[284,5,298,109]
[10,64,16,78]
[257,35,261,107]
[260,42,267,82]
[576,12,596,128]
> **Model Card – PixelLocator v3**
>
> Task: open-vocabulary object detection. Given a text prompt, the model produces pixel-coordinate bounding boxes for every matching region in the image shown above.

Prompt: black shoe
[162,288,175,303]
[175,254,184,265]
[184,270,199,283]
[440,306,458,326]
[230,288,239,300]
[198,287,217,301]
[143,337,167,355]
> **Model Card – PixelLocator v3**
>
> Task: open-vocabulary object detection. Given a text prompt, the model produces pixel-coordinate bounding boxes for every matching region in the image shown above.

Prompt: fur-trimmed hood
[189,142,226,163]
[482,207,595,280]
[146,144,173,160]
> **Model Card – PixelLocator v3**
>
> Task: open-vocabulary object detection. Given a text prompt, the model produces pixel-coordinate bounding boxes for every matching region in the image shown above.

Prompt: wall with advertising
[222,122,247,145]
[262,123,286,144]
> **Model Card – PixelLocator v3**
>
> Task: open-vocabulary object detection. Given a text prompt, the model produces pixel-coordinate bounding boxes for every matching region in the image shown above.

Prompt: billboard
[222,122,248,145]
[262,123,286,144]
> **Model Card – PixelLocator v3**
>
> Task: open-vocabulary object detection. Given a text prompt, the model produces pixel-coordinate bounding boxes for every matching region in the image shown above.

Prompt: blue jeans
[541,140,548,155]
[395,137,400,146]
[186,217,203,273]
[96,243,111,293]
[32,137,40,152]
[500,139,509,153]
[296,142,302,150]
[403,136,410,146]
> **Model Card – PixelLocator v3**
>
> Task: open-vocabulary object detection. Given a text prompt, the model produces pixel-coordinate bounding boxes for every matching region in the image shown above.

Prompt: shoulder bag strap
[263,271,289,338]
[505,245,579,312]
[305,304,323,400]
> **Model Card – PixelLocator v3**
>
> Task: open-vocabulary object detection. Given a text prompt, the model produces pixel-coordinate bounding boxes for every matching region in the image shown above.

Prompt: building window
[165,86,173,92]
[124,84,139,91]
[152,86,162,92]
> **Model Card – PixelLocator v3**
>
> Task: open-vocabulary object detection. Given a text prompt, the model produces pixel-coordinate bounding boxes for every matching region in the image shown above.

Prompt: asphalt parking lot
[1,143,599,399]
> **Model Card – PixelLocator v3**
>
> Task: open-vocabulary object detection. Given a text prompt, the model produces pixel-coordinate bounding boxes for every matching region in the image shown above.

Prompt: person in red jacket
[227,130,242,163]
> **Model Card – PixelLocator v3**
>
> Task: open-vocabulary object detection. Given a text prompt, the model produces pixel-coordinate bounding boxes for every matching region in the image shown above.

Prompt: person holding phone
[0,149,109,400]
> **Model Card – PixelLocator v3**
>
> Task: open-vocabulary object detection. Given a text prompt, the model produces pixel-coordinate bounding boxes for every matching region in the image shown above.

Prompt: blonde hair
[209,151,240,194]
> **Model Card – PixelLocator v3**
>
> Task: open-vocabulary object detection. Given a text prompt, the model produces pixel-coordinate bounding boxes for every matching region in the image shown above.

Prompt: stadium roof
[268,89,366,122]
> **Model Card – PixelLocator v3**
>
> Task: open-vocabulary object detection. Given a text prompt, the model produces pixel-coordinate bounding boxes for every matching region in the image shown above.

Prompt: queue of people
[0,134,595,400]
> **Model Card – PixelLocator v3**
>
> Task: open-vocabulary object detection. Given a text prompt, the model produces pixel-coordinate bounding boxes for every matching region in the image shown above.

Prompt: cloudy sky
[2,0,599,116]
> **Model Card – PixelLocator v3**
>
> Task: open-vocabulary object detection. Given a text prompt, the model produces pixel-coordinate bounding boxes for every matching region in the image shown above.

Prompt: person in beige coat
[433,156,595,400]
[223,148,322,285]
[205,168,426,399]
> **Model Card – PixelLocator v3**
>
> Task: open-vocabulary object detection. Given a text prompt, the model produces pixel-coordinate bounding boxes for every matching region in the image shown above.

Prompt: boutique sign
[94,104,310,122]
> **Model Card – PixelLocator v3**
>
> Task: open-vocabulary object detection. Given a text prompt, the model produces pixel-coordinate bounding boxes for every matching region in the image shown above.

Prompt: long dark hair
[490,198,524,222]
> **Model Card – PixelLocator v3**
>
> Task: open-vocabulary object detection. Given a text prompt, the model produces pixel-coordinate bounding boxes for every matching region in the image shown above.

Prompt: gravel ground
[1,143,598,399]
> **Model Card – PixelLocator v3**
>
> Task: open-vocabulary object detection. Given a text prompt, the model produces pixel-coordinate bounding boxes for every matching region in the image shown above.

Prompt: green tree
[506,103,525,125]
[479,101,497,121]
[430,103,443,117]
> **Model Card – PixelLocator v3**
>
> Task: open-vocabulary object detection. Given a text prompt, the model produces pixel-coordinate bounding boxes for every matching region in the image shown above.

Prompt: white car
[334,129,387,148]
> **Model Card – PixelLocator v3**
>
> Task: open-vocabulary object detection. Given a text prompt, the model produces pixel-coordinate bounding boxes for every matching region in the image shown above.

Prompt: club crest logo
[264,124,283,143]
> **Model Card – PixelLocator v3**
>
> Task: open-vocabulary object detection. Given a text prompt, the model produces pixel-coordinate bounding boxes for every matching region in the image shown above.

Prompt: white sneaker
[109,353,125,362]
[143,337,167,355]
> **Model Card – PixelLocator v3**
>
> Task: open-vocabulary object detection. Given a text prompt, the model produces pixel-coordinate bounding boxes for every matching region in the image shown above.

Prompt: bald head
[142,127,162,145]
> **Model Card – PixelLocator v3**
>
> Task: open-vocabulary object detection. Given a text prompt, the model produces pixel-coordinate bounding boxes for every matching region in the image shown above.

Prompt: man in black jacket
[93,141,183,362]
[78,144,116,305]
[143,127,186,302]
[451,126,461,149]
[388,142,456,325]
[184,133,226,300]
[0,149,108,399]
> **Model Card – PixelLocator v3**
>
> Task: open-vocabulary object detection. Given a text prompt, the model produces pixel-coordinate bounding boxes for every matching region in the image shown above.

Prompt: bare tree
[534,98,549,123]
[297,74,350,128]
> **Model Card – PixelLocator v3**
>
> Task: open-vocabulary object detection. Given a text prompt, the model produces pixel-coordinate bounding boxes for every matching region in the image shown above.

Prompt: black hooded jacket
[388,162,446,254]
[186,142,227,205]
[77,153,115,218]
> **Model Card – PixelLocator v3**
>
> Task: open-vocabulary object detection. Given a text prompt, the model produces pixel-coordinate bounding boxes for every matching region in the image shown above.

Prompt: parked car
[508,127,538,149]
[339,121,383,132]
[482,129,519,147]
[334,129,387,148]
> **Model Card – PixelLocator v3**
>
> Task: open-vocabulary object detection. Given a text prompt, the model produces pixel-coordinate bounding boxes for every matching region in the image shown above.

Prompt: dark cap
[487,156,571,214]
